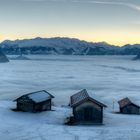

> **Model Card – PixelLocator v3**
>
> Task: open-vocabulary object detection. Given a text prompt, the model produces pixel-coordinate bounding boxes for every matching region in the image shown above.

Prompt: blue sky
[0,0,140,45]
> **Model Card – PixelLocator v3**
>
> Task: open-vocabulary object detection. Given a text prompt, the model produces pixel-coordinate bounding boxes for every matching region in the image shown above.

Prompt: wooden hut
[14,90,54,112]
[70,89,107,124]
[118,97,140,114]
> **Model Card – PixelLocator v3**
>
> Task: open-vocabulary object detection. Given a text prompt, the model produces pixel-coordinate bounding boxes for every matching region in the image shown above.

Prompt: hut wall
[34,99,52,112]
[17,101,34,112]
[17,99,52,112]
[121,104,140,114]
[73,100,103,124]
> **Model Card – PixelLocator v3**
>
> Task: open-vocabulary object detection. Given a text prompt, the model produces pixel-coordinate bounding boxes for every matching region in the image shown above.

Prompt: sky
[0,0,140,46]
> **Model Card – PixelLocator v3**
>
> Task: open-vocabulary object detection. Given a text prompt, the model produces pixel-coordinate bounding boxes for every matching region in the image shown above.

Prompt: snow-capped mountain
[0,37,120,55]
[1,37,140,55]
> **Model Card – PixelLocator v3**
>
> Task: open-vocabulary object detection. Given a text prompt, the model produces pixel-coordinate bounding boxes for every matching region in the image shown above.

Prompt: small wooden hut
[14,90,54,112]
[118,97,140,114]
[70,89,107,124]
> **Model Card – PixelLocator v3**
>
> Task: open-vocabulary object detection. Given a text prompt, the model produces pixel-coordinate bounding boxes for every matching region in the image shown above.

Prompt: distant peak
[34,37,44,40]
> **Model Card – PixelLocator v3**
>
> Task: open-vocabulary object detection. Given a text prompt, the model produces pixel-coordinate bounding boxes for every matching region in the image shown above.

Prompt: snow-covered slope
[133,53,140,60]
[0,37,120,55]
[10,55,30,60]
[1,101,140,140]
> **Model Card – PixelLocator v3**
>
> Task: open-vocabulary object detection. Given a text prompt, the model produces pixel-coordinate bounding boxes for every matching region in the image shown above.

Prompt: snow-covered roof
[16,90,54,103]
[118,97,140,108]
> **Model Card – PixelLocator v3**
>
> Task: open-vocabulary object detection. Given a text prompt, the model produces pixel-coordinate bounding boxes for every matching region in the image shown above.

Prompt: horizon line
[1,36,140,47]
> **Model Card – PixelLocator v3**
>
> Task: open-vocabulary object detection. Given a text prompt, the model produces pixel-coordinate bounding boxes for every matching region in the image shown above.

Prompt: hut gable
[70,89,107,108]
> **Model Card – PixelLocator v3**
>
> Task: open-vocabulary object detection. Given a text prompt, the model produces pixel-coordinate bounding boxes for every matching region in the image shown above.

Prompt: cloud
[86,1,140,12]
[21,0,140,12]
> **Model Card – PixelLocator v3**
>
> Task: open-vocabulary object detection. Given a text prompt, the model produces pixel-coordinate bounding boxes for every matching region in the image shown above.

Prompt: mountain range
[1,37,140,55]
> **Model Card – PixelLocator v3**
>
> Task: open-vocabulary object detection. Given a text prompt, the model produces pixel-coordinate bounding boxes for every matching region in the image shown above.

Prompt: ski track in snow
[96,64,140,72]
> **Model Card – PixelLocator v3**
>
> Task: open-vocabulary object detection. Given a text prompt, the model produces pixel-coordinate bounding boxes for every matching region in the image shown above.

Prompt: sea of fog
[0,55,140,111]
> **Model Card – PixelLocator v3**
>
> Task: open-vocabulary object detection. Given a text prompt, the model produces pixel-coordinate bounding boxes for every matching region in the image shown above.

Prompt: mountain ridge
[0,37,140,55]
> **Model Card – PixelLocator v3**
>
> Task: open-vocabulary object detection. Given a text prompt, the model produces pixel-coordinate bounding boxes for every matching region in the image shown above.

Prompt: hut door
[84,107,93,121]
[35,104,42,111]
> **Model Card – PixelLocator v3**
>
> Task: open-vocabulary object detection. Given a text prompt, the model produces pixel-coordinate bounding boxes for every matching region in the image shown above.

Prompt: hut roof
[70,89,107,107]
[15,90,54,103]
[118,97,140,108]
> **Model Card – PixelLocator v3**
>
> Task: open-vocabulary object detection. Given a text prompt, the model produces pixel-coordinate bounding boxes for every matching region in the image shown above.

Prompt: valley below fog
[1,55,140,109]
[1,55,140,140]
